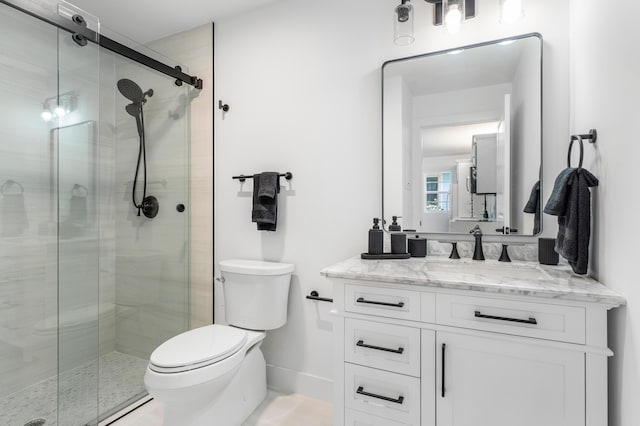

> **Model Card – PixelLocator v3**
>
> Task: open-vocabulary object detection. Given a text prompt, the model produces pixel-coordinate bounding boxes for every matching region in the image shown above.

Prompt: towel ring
[71,183,88,197]
[567,129,597,170]
[567,135,584,169]
[1,179,23,195]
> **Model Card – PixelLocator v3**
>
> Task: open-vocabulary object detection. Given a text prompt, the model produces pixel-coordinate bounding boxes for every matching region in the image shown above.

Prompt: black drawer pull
[356,340,404,354]
[474,310,537,325]
[441,343,446,398]
[356,386,404,405]
[356,297,405,308]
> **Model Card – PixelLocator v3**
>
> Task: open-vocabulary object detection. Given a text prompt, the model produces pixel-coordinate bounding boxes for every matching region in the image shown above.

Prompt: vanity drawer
[345,408,409,426]
[345,284,421,321]
[345,363,420,426]
[345,318,420,377]
[436,294,585,344]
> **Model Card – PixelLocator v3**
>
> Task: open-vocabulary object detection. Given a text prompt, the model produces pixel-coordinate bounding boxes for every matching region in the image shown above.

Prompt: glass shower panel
[0,3,59,425]
[56,2,101,424]
[97,48,191,418]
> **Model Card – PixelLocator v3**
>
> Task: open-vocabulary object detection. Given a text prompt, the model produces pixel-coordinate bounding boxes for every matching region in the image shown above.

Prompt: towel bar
[232,172,293,183]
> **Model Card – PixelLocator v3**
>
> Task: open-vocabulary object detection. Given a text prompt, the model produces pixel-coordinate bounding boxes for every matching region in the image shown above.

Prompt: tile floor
[110,390,333,426]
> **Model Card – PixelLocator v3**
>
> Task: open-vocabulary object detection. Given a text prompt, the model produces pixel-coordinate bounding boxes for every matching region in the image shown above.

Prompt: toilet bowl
[144,259,293,426]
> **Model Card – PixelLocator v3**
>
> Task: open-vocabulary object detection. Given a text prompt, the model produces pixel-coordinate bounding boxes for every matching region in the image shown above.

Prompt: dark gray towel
[251,172,280,231]
[543,168,598,275]
[523,180,540,234]
[543,168,574,215]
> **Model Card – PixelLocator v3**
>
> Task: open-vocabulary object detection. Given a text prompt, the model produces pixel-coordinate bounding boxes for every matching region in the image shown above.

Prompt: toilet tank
[219,259,294,330]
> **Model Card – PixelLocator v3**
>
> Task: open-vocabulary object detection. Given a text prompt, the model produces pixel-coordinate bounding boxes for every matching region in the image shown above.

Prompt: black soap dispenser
[368,218,384,255]
[389,216,407,254]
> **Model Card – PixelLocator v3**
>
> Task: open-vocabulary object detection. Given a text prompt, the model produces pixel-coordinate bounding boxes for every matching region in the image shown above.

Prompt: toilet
[144,259,294,426]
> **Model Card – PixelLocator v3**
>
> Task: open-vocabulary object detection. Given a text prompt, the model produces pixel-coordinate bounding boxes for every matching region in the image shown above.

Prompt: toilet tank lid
[219,259,294,275]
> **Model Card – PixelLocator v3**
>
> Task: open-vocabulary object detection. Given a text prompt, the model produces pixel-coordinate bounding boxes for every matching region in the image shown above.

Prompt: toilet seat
[149,325,247,373]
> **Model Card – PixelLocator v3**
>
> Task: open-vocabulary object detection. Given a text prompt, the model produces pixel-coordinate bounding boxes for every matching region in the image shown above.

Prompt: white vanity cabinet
[434,331,585,426]
[324,260,625,426]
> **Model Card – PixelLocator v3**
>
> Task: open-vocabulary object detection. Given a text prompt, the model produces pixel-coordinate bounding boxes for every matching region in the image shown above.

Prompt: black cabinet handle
[356,297,405,308]
[441,343,446,398]
[356,340,404,354]
[474,310,537,325]
[356,386,404,405]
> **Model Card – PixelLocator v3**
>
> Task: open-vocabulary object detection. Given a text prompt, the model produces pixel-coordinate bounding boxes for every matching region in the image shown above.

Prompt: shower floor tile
[0,351,149,426]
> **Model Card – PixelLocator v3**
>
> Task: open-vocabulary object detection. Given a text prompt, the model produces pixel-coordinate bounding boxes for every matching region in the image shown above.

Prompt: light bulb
[501,0,524,24]
[54,105,66,117]
[445,4,462,34]
[41,110,53,122]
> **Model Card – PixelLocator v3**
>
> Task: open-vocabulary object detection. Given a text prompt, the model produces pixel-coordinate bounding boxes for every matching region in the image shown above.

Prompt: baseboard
[266,364,333,402]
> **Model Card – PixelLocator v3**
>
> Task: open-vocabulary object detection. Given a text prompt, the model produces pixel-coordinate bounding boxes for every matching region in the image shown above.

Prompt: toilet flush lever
[215,276,225,284]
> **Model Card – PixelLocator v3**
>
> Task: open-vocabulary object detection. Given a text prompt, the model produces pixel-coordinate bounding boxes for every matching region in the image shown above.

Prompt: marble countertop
[320,256,626,305]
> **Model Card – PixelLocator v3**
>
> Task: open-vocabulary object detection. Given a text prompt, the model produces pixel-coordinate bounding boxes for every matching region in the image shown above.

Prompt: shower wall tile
[147,23,214,330]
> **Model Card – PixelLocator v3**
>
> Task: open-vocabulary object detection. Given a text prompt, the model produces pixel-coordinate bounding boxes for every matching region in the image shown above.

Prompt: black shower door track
[0,0,203,89]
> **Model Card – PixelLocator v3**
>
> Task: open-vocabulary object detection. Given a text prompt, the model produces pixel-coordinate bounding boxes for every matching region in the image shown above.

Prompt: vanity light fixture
[394,0,415,45]
[40,91,76,122]
[41,102,53,122]
[424,0,475,28]
[443,0,463,34]
[500,0,524,24]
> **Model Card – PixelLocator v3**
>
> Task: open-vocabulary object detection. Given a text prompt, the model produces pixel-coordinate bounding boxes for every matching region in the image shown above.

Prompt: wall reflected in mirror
[383,33,542,236]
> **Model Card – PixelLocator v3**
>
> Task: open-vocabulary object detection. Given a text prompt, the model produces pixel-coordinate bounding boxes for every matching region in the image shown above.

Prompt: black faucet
[469,225,485,261]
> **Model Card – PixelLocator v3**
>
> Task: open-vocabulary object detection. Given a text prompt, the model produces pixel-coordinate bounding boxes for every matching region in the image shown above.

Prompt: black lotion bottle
[368,218,384,255]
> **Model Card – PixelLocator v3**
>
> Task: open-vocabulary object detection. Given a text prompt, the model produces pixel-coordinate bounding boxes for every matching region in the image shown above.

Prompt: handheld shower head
[125,103,144,137]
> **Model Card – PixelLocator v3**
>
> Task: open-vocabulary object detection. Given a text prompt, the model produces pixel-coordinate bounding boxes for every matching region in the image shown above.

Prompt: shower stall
[0,0,199,424]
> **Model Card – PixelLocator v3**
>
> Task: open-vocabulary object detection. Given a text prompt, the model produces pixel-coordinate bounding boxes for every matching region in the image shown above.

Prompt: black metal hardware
[232,172,293,183]
[470,225,485,261]
[176,204,185,213]
[71,14,86,27]
[306,290,333,303]
[141,196,159,219]
[441,343,446,398]
[495,226,518,234]
[568,129,597,170]
[219,100,229,112]
[474,310,537,325]
[0,0,203,89]
[498,244,511,262]
[356,386,404,405]
[356,340,404,354]
[174,66,183,86]
[448,241,460,259]
[72,33,87,46]
[356,297,404,308]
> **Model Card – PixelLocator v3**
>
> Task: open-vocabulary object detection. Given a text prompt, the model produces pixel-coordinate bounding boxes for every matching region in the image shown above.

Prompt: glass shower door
[56,2,101,424]
[97,41,192,419]
[0,3,60,425]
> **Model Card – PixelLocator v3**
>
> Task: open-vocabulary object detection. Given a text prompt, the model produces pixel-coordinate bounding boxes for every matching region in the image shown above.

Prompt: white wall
[569,1,640,425]
[214,0,570,399]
